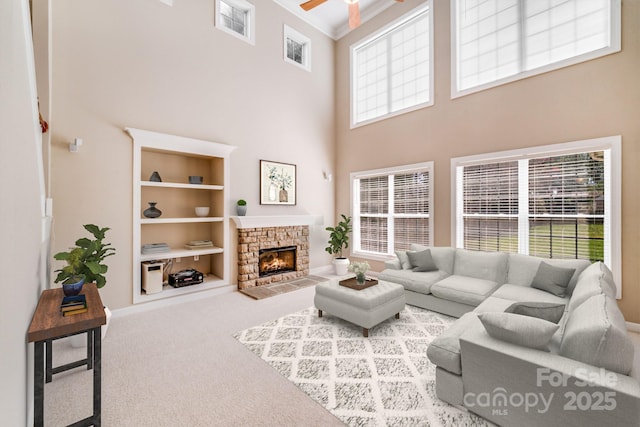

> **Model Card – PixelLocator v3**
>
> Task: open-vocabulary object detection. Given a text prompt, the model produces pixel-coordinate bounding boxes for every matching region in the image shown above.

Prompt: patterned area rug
[234,305,492,426]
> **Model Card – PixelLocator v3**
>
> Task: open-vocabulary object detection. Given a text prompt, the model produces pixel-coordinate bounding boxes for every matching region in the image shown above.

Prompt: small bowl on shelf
[195,206,210,217]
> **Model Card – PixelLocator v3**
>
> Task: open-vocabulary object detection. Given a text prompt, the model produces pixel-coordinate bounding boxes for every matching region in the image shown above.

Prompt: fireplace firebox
[259,246,297,277]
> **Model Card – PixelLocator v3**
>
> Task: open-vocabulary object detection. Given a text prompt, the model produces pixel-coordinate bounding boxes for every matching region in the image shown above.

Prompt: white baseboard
[626,322,640,333]
[111,284,236,319]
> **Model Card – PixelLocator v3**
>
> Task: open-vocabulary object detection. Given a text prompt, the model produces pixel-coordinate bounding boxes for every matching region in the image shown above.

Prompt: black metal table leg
[45,339,52,383]
[34,341,44,427]
[87,330,93,370]
[93,327,101,426]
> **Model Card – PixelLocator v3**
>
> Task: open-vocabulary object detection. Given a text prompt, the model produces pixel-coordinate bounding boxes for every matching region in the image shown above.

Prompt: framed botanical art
[260,160,296,205]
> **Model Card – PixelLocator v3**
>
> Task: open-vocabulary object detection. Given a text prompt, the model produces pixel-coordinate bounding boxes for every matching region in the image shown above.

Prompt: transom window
[452,136,621,296]
[215,0,255,45]
[283,25,311,72]
[350,2,433,128]
[351,162,433,259]
[451,0,621,97]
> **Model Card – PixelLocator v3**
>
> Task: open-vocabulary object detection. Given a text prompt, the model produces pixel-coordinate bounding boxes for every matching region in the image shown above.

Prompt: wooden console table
[27,283,106,427]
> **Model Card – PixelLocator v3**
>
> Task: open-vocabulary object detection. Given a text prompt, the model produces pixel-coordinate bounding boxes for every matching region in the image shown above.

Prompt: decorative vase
[237,205,247,216]
[279,189,288,202]
[269,184,277,201]
[62,276,85,297]
[149,171,162,182]
[143,202,162,218]
[356,272,366,285]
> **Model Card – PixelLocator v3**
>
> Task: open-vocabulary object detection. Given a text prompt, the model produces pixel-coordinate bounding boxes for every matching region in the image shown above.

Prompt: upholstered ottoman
[314,279,406,337]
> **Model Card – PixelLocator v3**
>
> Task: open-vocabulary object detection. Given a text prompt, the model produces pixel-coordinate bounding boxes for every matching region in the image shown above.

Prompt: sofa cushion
[452,249,509,284]
[377,269,448,294]
[530,261,576,297]
[407,249,438,272]
[560,294,634,375]
[474,296,518,313]
[395,251,412,270]
[504,301,566,324]
[478,312,559,351]
[426,312,483,375]
[489,283,568,305]
[410,245,456,275]
[506,253,590,293]
[568,262,617,312]
[431,275,500,307]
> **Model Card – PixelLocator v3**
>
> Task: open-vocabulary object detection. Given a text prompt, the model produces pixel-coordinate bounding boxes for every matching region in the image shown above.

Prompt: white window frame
[451,0,621,98]
[351,162,434,261]
[214,0,255,45]
[451,136,622,297]
[283,25,311,72]
[350,2,434,129]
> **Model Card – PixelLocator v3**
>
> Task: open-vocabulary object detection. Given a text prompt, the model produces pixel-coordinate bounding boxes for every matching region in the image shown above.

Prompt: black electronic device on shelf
[168,269,204,288]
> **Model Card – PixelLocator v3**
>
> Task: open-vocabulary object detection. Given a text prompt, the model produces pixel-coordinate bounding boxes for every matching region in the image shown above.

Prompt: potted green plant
[54,224,116,296]
[236,199,247,216]
[325,214,352,275]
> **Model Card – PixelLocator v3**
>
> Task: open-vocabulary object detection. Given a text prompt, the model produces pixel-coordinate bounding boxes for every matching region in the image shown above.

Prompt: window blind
[462,161,519,252]
[528,152,605,261]
[353,164,432,256]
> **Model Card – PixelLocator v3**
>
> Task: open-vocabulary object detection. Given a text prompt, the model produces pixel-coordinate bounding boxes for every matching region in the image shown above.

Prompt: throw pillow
[478,312,559,351]
[530,261,575,297]
[395,251,412,270]
[504,301,566,324]
[407,249,438,272]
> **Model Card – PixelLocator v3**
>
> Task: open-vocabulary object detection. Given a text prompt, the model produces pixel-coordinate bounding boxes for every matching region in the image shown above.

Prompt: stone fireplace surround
[233,216,322,290]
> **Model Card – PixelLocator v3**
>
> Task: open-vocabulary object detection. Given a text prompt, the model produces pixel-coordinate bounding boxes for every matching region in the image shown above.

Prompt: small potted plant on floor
[325,214,352,275]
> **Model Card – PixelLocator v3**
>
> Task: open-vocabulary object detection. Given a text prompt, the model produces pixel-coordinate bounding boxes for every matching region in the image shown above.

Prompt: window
[351,162,433,259]
[452,0,621,97]
[452,136,621,296]
[284,25,311,72]
[215,0,255,45]
[350,3,433,128]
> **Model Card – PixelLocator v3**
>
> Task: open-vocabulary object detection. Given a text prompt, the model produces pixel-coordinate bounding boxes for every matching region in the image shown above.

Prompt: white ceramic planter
[332,257,350,276]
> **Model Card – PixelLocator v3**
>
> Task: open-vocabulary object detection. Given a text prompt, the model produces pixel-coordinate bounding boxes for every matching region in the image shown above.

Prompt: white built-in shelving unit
[127,127,236,304]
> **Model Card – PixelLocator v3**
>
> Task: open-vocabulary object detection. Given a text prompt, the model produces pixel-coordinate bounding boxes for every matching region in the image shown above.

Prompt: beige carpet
[239,275,328,299]
[43,286,344,426]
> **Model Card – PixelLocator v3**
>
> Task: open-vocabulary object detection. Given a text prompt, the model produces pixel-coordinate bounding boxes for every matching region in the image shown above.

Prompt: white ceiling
[273,0,398,40]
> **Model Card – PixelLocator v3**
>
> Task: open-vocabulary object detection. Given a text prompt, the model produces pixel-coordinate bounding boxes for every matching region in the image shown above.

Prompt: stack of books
[184,240,214,250]
[60,294,88,317]
[141,242,170,254]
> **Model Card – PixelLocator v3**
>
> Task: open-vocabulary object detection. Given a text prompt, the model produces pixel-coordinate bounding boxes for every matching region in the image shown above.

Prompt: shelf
[140,217,224,224]
[140,247,223,262]
[134,275,231,304]
[141,181,224,190]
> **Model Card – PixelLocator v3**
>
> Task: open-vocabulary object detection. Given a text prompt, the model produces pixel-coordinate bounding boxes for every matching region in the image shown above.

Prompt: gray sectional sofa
[379,245,640,427]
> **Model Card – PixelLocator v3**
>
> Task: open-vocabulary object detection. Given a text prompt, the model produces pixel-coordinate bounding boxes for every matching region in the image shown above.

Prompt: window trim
[350,2,434,129]
[351,162,434,261]
[283,25,311,72]
[450,136,622,297]
[450,0,622,99]
[214,0,255,45]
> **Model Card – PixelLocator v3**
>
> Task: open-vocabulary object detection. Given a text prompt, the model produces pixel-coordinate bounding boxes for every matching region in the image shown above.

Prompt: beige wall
[49,0,336,309]
[1,0,47,423]
[336,0,640,323]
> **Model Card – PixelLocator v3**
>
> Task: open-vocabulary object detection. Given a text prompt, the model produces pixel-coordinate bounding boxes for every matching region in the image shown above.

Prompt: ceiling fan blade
[300,0,328,11]
[348,2,361,29]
